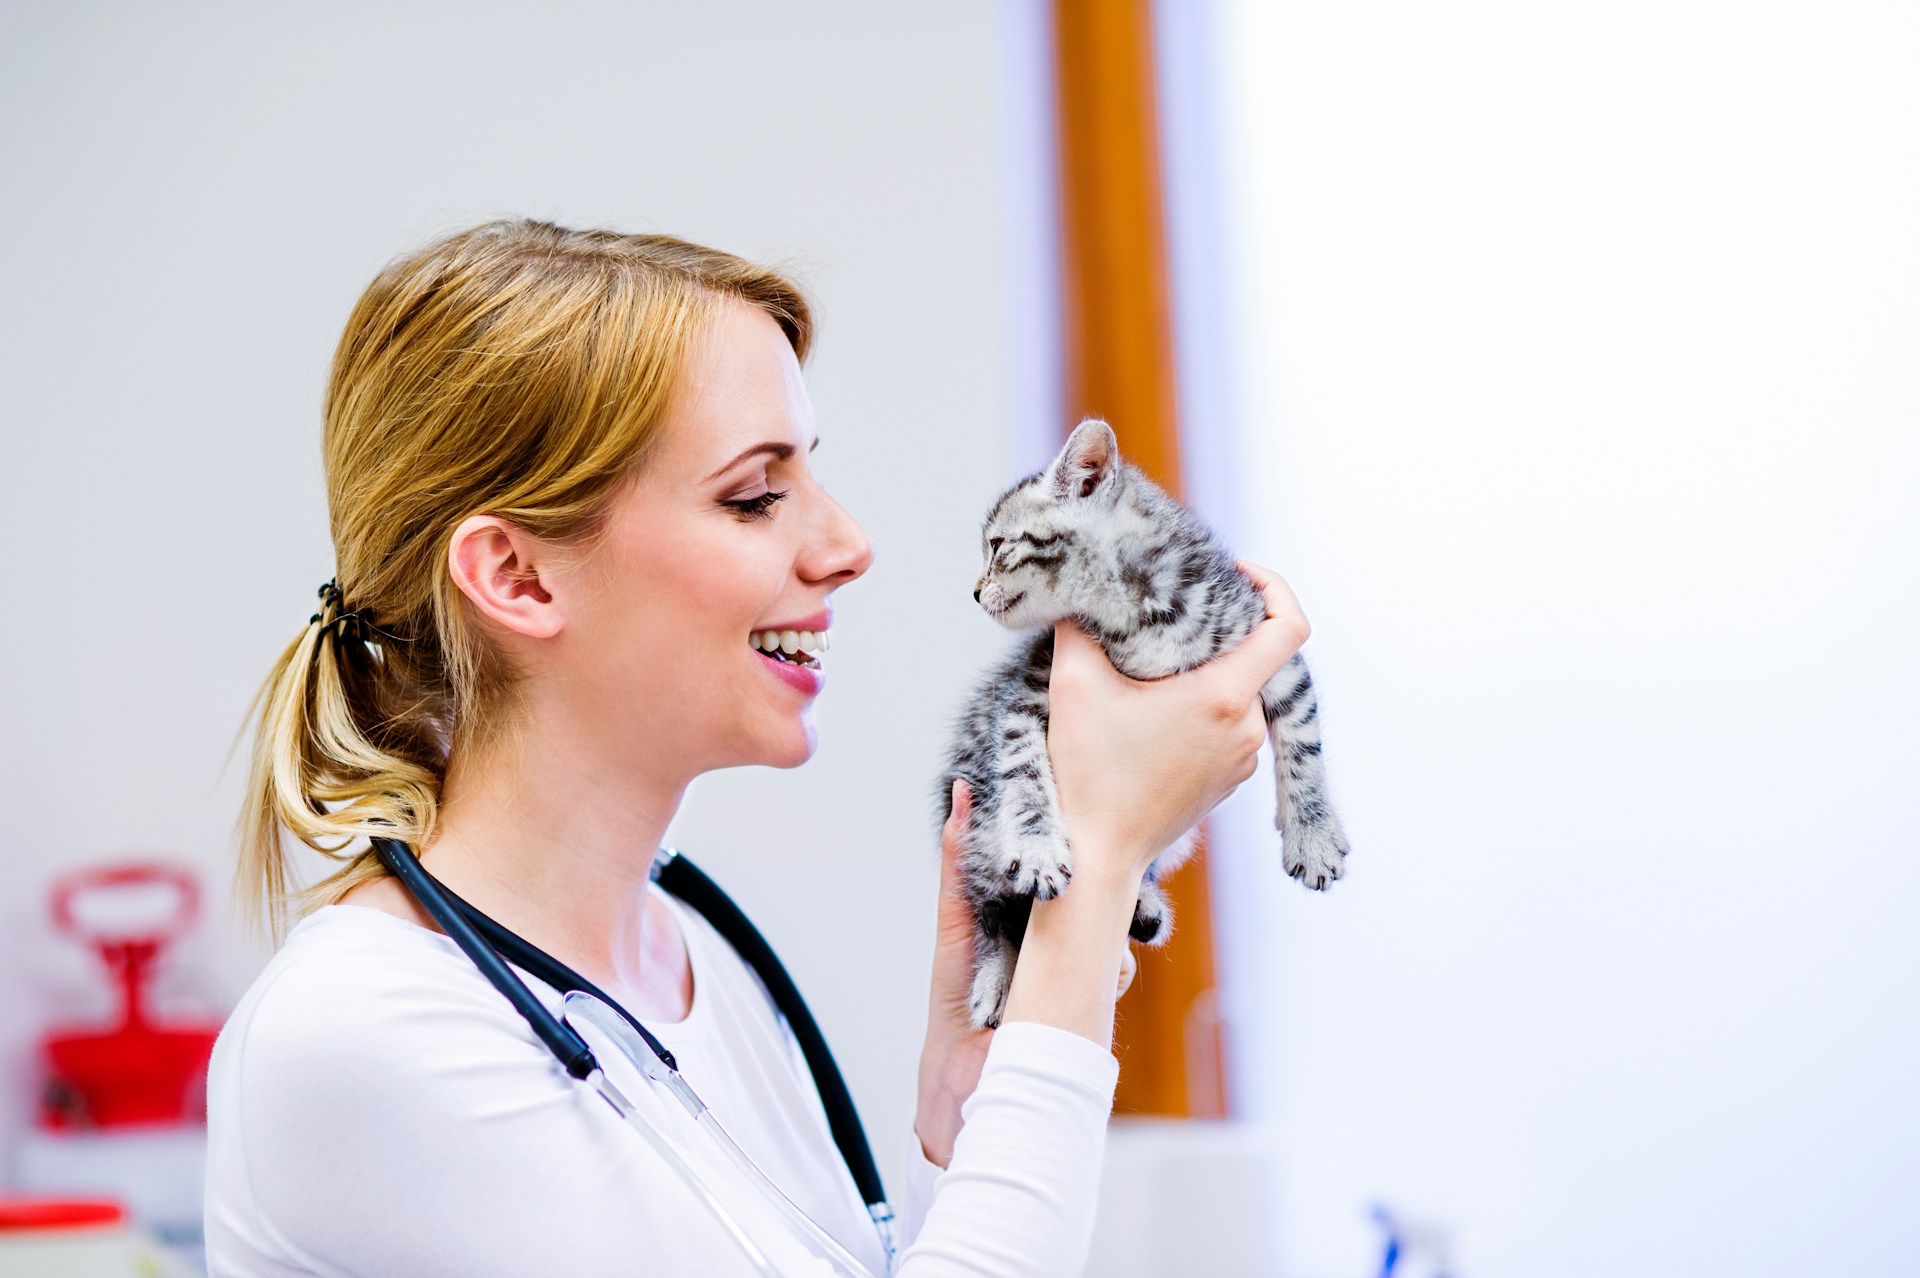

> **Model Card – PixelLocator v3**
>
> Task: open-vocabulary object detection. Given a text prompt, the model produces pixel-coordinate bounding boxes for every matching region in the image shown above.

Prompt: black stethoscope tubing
[368,836,888,1222]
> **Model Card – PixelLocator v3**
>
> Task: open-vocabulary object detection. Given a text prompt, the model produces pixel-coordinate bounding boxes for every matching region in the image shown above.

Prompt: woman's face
[546,300,872,780]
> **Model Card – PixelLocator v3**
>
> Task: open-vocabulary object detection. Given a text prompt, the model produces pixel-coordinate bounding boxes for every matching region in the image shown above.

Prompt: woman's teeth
[751,628,829,664]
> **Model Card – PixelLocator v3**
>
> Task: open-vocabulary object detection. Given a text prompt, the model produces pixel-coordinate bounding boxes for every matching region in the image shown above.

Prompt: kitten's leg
[988,712,1075,901]
[1128,828,1197,944]
[968,929,1019,1029]
[1261,652,1351,890]
[1130,876,1172,944]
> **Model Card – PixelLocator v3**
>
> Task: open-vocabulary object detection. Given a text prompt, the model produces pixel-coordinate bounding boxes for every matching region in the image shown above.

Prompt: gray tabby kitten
[937,418,1350,1029]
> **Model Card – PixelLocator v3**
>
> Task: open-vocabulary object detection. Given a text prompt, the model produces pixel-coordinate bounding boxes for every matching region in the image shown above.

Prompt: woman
[206,219,1308,1275]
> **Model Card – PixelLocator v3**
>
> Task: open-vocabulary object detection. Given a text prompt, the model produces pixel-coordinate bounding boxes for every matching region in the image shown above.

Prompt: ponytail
[236,585,443,940]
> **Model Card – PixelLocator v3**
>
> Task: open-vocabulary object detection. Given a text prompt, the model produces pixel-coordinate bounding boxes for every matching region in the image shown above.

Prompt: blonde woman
[206,219,1308,1276]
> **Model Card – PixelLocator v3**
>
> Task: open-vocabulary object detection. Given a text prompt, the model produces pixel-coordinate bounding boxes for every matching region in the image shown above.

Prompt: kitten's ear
[1045,418,1120,502]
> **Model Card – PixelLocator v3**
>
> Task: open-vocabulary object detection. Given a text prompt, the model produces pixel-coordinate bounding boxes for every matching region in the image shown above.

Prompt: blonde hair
[237,219,812,938]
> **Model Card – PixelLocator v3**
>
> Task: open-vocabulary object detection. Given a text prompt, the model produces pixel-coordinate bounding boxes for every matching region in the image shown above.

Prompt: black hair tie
[310,577,374,645]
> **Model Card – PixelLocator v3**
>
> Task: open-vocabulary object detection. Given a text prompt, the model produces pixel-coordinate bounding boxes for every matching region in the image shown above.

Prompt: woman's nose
[808,494,873,584]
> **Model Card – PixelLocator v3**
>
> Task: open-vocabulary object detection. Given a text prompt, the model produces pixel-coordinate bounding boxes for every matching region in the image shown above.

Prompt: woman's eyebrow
[702,437,820,483]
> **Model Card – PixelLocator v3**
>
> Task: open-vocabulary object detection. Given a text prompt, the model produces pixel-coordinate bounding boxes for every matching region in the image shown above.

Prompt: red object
[37,863,222,1131]
[0,1198,127,1232]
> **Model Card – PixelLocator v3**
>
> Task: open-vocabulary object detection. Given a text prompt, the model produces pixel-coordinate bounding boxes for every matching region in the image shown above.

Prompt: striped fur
[937,419,1351,1028]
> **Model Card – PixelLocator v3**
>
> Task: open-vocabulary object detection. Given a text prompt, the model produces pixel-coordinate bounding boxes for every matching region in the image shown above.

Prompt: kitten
[937,419,1351,1029]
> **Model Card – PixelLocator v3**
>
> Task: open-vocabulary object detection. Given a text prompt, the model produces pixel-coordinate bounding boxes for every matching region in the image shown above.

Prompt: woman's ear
[447,515,564,639]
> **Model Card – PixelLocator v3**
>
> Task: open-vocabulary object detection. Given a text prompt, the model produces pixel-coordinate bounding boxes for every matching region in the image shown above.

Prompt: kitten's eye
[987,537,1004,555]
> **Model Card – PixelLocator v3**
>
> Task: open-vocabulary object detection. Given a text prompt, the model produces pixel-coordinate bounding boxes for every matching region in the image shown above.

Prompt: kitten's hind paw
[968,947,1015,1029]
[1281,822,1349,892]
[1129,881,1171,944]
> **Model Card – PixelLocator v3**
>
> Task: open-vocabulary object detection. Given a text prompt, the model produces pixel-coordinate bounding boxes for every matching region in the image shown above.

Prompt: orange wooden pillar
[1052,0,1228,1118]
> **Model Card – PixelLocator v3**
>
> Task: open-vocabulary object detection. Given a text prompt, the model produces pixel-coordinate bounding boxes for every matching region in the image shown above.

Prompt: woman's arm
[914,782,1140,1169]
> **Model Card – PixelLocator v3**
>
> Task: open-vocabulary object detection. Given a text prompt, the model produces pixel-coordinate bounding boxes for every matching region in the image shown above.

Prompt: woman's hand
[915,778,1137,1168]
[915,563,1298,1161]
[990,562,1305,1047]
[1045,560,1310,888]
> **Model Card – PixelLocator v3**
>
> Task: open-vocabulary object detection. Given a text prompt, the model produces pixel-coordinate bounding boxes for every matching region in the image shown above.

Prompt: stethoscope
[370,836,895,1277]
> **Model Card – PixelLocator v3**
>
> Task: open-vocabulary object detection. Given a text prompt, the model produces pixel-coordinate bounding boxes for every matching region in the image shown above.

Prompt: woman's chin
[755,715,819,769]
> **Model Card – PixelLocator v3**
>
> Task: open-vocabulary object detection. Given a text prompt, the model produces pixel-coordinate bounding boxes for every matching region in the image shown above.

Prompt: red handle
[51,862,200,951]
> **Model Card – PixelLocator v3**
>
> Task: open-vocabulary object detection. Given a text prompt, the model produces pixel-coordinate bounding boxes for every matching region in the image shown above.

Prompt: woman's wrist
[999,855,1141,1050]
[1051,815,1160,893]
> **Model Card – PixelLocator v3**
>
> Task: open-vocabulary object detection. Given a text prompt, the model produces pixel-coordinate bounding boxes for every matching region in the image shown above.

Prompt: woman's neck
[416,708,691,1001]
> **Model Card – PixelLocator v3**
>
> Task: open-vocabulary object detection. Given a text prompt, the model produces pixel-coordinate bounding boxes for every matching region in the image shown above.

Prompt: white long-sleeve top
[204,882,1119,1276]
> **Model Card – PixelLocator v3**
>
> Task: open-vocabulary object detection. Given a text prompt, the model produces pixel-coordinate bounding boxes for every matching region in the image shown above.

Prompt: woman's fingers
[944,778,972,851]
[1235,559,1307,636]
[1116,946,1138,998]
[1211,560,1310,701]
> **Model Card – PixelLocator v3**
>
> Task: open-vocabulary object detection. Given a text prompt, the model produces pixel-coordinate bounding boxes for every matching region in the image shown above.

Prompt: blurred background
[2,1,1915,1275]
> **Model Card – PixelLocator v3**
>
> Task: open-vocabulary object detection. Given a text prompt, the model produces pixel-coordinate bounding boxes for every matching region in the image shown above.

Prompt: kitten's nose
[972,586,982,603]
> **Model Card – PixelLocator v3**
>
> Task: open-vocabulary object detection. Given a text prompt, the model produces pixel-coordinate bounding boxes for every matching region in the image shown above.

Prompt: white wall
[0,0,1054,1211]
[1198,1,1920,1274]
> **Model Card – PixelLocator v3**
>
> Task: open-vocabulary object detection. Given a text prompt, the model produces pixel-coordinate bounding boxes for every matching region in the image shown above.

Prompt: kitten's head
[973,418,1130,629]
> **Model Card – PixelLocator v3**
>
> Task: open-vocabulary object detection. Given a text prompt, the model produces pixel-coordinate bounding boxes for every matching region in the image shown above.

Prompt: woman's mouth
[750,628,828,693]
[751,628,827,666]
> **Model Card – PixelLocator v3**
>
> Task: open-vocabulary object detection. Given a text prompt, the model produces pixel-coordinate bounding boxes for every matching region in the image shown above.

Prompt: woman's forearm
[912,871,1132,1165]
[999,859,1140,1049]
[895,864,1135,1266]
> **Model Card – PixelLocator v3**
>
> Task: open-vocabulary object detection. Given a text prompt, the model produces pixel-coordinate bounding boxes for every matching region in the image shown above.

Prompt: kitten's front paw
[1281,822,1349,892]
[1001,835,1074,901]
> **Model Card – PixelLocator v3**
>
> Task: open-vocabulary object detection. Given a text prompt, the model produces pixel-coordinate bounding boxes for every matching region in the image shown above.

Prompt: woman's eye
[723,490,789,521]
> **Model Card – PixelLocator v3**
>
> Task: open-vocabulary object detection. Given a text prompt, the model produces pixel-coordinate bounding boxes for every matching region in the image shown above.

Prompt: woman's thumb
[938,780,973,916]
[1051,618,1122,686]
